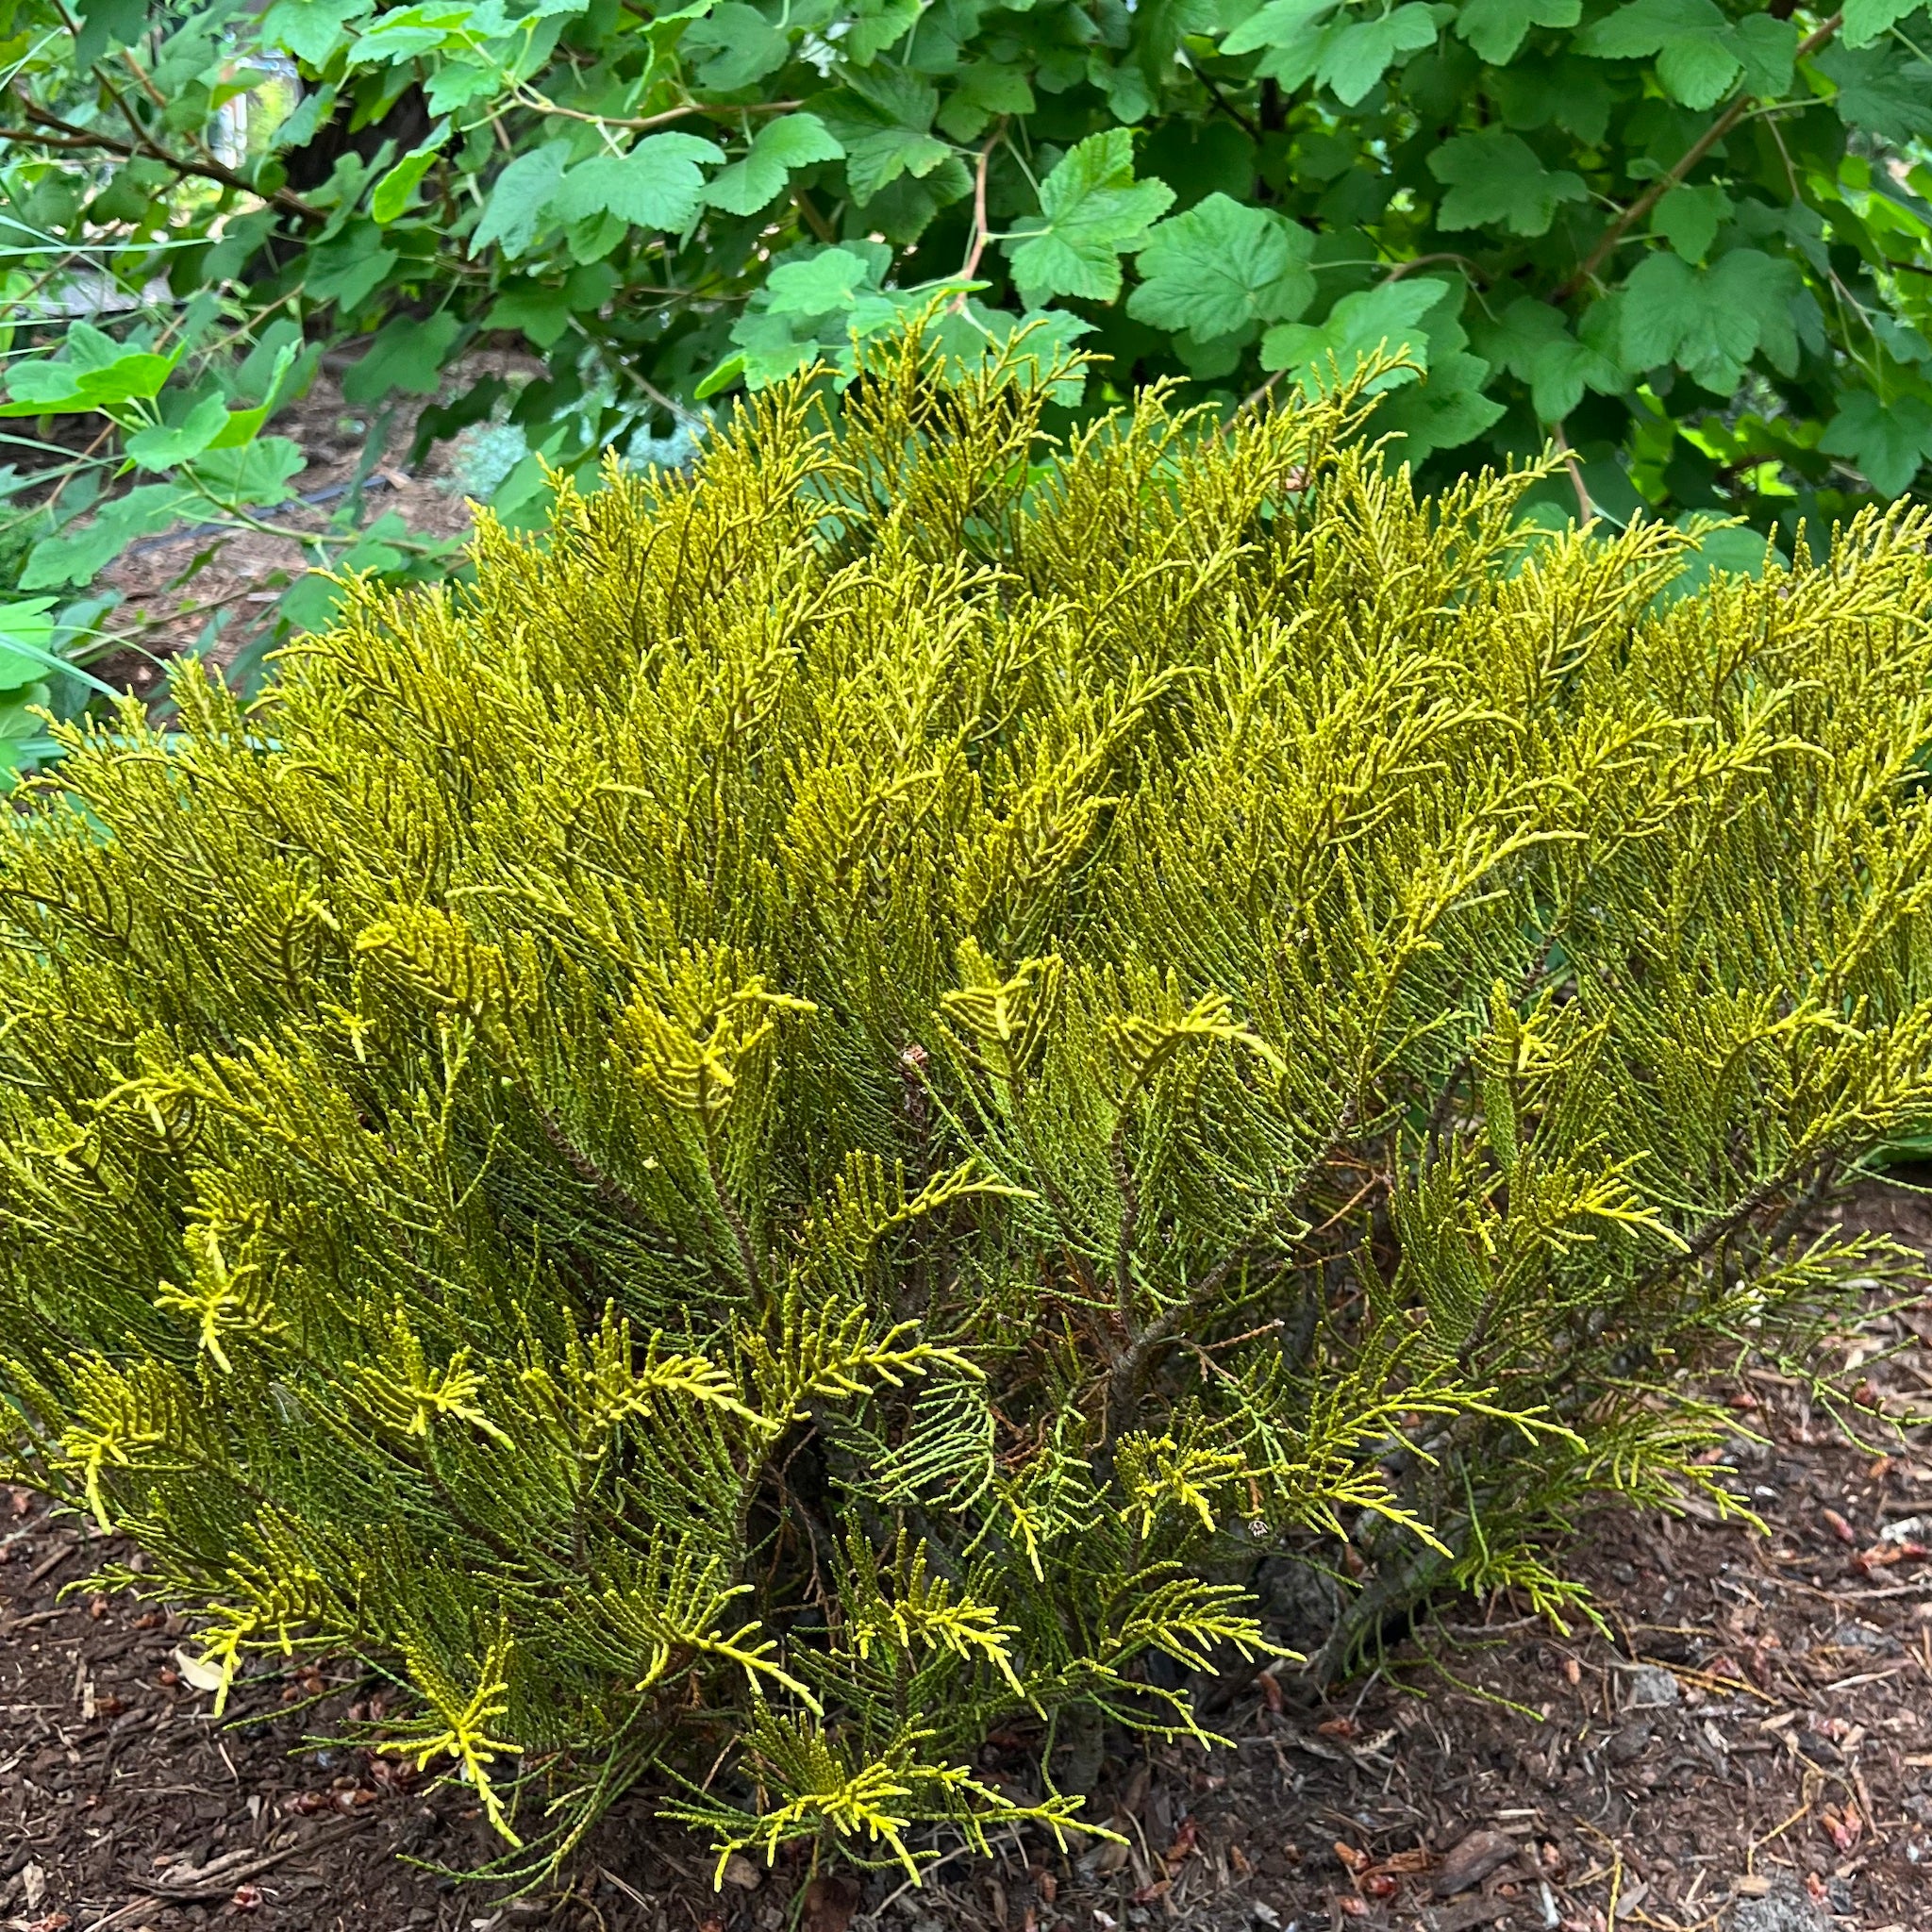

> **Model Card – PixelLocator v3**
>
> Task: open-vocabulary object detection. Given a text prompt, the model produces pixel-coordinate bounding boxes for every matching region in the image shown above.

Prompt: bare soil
[5,1179,1930,1932]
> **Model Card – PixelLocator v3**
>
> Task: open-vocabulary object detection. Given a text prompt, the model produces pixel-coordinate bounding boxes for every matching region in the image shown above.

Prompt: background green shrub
[4,0,1932,689]
[3,330,1931,1881]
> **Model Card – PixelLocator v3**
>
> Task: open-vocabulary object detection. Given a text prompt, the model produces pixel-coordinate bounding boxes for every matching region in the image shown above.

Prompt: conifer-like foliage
[5,325,1932,1882]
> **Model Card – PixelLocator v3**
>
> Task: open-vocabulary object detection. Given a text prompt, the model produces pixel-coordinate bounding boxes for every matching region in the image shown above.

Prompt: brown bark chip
[1431,1829,1521,1898]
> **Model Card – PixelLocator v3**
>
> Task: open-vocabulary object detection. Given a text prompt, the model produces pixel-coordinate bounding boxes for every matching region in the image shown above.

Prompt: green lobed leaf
[1840,0,1928,47]
[1619,247,1803,389]
[680,3,791,90]
[819,73,952,207]
[472,142,572,260]
[1004,129,1175,307]
[704,114,845,217]
[1575,0,1741,108]
[258,0,374,65]
[1473,297,1623,422]
[1320,4,1441,106]
[1260,276,1448,391]
[1816,44,1932,145]
[21,486,191,591]
[1428,129,1588,237]
[1453,0,1580,65]
[1820,391,1932,497]
[1127,195,1316,337]
[340,315,464,406]
[124,394,231,473]
[552,135,725,233]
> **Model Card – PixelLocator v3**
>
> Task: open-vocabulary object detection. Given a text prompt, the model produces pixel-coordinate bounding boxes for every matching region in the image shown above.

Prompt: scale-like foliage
[4,323,1932,1883]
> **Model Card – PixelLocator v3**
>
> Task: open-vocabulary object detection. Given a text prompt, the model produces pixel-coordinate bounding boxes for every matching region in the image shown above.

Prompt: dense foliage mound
[5,330,1932,1883]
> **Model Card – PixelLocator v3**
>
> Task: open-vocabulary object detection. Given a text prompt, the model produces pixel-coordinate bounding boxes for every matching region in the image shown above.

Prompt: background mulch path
[5,1187,1930,1932]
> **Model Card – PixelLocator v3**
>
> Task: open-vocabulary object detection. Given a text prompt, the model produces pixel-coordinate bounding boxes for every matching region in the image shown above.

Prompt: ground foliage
[2,330,1932,1884]
[4,0,1932,714]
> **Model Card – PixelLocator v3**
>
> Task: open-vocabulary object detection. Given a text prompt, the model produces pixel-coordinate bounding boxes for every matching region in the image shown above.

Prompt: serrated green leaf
[1576,0,1740,108]
[1453,0,1580,65]
[1260,276,1447,391]
[845,0,922,62]
[1474,297,1623,421]
[1318,3,1439,105]
[1619,246,1801,388]
[1820,391,1932,496]
[340,314,463,406]
[820,74,952,206]
[306,226,399,308]
[1370,348,1506,458]
[124,394,230,473]
[0,349,179,417]
[937,62,1037,142]
[680,3,791,90]
[553,134,724,232]
[1127,194,1315,337]
[1730,12,1796,93]
[1428,129,1587,236]
[1816,44,1932,144]
[1840,0,1927,47]
[705,113,845,216]
[187,436,308,508]
[347,3,475,63]
[472,142,571,259]
[74,0,147,63]
[21,486,190,591]
[765,247,875,318]
[259,0,374,64]
[1650,182,1729,263]
[1221,0,1338,59]
[1005,129,1175,306]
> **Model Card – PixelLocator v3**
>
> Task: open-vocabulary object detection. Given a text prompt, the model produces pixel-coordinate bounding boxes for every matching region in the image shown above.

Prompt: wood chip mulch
[5,1184,1930,1932]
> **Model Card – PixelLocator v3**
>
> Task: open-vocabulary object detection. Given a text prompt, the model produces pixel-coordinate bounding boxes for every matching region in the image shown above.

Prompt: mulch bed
[5,1185,1931,1932]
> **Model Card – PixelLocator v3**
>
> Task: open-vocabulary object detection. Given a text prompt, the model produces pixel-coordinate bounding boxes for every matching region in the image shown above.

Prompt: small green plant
[3,326,1929,1886]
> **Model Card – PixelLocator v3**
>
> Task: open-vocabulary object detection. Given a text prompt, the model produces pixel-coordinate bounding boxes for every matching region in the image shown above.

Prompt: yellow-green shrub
[5,328,1930,1882]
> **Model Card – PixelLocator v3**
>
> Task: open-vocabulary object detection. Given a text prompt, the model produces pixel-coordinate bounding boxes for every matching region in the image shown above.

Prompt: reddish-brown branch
[956,123,1006,300]
[1551,10,1843,303]
[8,93,323,221]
